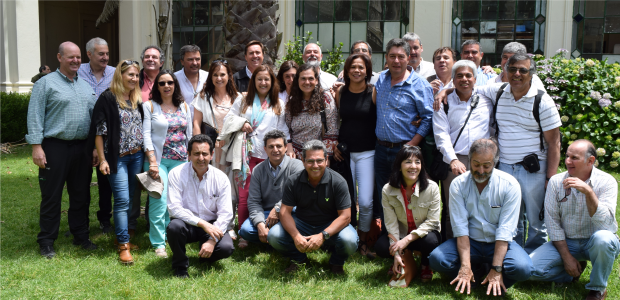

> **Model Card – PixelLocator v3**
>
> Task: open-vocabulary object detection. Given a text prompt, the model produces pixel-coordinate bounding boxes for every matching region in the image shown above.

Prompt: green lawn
[2,145,620,299]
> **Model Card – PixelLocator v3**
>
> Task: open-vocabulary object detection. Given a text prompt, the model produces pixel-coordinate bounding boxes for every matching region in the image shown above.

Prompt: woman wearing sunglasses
[142,70,192,258]
[87,60,144,264]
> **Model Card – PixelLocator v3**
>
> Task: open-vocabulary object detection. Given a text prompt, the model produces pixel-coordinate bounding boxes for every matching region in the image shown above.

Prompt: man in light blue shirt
[461,40,497,86]
[429,139,532,297]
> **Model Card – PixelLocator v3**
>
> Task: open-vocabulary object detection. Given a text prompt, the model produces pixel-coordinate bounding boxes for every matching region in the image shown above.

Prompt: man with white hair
[302,43,338,89]
[77,37,116,235]
[402,32,435,78]
[494,42,545,90]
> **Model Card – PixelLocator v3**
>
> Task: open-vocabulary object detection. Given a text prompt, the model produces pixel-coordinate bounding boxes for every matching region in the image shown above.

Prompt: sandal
[358,241,376,260]
[420,264,433,283]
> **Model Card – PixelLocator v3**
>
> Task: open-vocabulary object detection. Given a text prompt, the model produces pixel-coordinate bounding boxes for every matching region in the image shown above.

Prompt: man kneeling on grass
[268,140,359,274]
[238,129,304,244]
[529,139,619,300]
[166,134,234,278]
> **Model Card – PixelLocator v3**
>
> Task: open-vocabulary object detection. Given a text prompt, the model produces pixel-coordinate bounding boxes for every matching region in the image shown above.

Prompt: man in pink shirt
[139,45,164,102]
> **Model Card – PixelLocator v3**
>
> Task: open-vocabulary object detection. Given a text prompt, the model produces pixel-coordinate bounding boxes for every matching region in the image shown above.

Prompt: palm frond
[96,0,120,27]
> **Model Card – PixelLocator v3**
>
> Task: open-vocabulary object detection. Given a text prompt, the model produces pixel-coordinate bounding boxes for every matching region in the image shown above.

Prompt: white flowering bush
[535,49,620,169]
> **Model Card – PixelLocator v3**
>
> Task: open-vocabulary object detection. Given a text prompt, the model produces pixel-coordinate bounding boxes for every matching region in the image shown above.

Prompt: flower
[552,95,562,101]
[614,101,620,108]
[573,69,579,74]
[570,134,578,140]
[561,116,569,123]
[596,148,606,156]
[557,79,569,84]
[548,86,559,91]
[556,48,568,53]
[585,59,595,67]
[576,58,581,62]
[599,98,612,108]
[575,128,581,133]
[615,82,620,88]
[545,77,555,84]
[611,161,619,168]
[594,160,599,167]
[564,68,571,72]
[561,59,569,64]
[603,93,612,99]
[612,152,620,159]
[576,113,584,120]
[616,76,620,81]
[606,135,613,141]
[590,91,602,100]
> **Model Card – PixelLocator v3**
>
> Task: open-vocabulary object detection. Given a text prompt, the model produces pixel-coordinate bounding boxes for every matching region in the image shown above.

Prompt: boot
[118,243,134,265]
[114,238,139,250]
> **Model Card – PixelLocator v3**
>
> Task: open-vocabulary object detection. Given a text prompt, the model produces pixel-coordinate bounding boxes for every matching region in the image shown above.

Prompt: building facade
[2,0,619,92]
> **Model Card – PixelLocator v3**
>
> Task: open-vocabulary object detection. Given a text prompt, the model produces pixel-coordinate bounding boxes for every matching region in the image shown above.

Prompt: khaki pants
[440,154,470,241]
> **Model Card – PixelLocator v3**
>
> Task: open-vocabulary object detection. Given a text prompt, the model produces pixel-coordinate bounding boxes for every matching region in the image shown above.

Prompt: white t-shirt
[477,83,561,164]
[319,70,337,90]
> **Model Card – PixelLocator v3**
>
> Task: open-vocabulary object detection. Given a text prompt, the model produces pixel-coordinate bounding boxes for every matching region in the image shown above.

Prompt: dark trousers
[167,218,234,270]
[374,142,402,221]
[95,168,112,225]
[37,138,92,246]
[375,230,441,266]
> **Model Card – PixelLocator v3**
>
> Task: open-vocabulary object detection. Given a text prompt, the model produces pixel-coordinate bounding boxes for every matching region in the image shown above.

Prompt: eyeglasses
[158,81,175,87]
[123,60,140,67]
[305,159,325,165]
[212,59,228,64]
[558,188,571,202]
[507,67,531,75]
[353,48,369,53]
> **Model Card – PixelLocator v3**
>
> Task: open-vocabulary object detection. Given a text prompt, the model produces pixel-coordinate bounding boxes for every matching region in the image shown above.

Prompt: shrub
[534,50,620,170]
[1,92,31,143]
[278,32,344,76]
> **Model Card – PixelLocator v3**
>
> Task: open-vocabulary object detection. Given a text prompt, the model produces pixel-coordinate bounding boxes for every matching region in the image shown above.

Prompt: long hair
[342,53,373,93]
[388,145,430,192]
[242,65,282,115]
[200,60,238,104]
[150,70,184,107]
[286,63,324,117]
[276,60,299,92]
[110,60,141,109]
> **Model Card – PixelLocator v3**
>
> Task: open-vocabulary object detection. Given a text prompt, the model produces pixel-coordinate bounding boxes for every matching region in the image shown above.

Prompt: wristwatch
[321,230,330,240]
[492,265,503,273]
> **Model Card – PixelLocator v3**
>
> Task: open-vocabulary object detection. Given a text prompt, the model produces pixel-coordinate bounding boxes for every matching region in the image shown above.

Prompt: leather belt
[119,146,142,157]
[376,139,407,148]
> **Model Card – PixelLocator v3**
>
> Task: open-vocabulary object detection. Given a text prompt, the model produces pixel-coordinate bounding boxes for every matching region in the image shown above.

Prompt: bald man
[26,42,99,258]
[529,140,619,300]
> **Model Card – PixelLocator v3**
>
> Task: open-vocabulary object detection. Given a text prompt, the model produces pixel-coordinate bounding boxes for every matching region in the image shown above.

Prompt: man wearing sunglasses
[493,42,545,91]
[529,140,618,300]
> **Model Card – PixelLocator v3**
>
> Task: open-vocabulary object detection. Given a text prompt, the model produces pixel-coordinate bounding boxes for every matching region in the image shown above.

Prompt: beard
[472,169,493,183]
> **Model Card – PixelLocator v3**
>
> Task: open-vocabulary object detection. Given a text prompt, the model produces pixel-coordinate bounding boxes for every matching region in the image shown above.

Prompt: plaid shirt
[545,168,618,241]
[77,63,115,98]
[26,70,96,144]
[375,66,434,143]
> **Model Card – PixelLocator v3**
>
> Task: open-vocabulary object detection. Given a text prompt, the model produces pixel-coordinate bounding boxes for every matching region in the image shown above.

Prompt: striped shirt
[433,89,494,164]
[476,83,561,164]
[26,70,97,144]
[545,168,618,241]
[475,66,498,86]
[375,66,434,142]
[77,63,115,98]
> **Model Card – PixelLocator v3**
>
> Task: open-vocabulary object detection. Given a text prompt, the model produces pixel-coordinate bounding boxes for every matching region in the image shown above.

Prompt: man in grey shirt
[239,130,304,244]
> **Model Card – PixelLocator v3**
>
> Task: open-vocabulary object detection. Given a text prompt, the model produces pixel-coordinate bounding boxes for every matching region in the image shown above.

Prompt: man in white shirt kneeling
[167,134,234,278]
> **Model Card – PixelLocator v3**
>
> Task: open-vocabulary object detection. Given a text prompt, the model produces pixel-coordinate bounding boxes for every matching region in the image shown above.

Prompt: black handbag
[200,94,219,143]
[429,95,479,181]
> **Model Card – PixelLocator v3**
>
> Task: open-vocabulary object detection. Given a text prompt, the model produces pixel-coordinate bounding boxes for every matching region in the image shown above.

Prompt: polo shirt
[281,168,351,226]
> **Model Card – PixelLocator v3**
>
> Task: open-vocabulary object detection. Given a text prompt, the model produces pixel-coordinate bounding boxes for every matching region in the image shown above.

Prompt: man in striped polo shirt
[474,53,562,254]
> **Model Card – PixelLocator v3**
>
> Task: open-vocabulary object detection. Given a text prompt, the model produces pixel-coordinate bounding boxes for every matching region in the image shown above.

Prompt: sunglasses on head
[123,60,140,67]
[213,59,228,64]
[158,81,175,87]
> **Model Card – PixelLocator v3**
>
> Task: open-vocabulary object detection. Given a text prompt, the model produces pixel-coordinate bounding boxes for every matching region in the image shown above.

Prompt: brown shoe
[585,289,607,300]
[118,243,134,265]
[114,238,139,250]
[330,264,344,275]
[284,259,307,274]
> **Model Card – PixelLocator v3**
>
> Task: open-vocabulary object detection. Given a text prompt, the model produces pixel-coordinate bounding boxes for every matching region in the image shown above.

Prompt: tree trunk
[157,0,174,70]
[223,0,282,73]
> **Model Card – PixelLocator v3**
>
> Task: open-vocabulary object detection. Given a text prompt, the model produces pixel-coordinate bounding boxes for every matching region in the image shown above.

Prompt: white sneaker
[155,248,168,258]
[228,230,238,240]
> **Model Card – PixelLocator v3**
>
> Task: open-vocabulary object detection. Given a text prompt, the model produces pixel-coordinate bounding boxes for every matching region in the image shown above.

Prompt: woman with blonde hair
[87,60,144,264]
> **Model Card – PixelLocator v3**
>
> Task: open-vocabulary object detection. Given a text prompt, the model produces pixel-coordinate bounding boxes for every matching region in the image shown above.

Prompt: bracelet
[147,153,155,158]
[149,164,158,168]
[100,160,107,164]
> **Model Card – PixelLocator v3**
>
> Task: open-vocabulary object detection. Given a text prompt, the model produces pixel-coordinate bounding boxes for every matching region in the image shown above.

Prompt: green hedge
[1,92,30,143]
[534,50,620,170]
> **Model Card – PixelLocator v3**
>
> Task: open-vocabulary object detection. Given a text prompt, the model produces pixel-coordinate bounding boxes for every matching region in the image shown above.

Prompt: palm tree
[222,0,282,73]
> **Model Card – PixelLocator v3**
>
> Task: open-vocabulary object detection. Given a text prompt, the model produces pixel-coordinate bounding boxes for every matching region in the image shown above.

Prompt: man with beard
[302,43,338,90]
[233,40,264,92]
[429,138,532,297]
[77,37,115,234]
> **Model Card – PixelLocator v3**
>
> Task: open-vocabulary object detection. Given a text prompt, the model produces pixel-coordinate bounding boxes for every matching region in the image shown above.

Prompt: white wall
[411,0,452,62]
[119,0,158,64]
[1,0,41,93]
[545,0,573,57]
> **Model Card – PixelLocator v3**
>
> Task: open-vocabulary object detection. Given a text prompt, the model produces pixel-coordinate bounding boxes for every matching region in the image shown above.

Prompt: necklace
[162,103,176,113]
[213,92,230,106]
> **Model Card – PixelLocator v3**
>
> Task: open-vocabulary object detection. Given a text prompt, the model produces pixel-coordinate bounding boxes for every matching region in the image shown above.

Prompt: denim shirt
[449,169,521,243]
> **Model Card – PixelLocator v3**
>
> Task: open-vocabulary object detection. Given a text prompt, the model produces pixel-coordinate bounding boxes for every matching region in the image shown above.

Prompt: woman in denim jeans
[88,60,144,264]
[143,70,192,258]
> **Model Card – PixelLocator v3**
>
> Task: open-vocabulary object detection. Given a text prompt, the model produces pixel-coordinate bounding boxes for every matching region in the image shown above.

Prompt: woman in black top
[334,53,377,259]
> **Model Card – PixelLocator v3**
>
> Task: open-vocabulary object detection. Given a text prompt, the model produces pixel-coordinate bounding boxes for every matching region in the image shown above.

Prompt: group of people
[25,32,617,299]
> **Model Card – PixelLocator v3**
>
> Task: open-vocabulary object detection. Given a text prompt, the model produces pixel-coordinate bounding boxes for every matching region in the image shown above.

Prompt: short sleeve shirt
[281,168,351,226]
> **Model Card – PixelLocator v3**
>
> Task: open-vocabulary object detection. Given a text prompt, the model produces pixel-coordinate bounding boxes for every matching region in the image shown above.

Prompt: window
[295,0,409,73]
[172,0,224,71]
[451,0,547,66]
[571,0,620,60]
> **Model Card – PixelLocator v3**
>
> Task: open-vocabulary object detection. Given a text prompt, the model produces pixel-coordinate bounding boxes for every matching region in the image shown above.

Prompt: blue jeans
[239,210,297,244]
[143,158,185,249]
[108,151,144,244]
[350,150,374,232]
[529,230,620,291]
[374,142,402,220]
[429,238,533,289]
[267,216,359,266]
[498,161,548,253]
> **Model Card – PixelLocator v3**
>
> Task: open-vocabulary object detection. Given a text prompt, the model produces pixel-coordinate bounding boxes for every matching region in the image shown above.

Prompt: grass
[2,145,620,299]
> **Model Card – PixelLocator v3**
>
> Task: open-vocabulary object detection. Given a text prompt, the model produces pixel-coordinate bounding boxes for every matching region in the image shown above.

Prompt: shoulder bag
[200,94,220,143]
